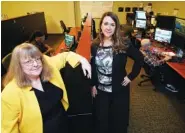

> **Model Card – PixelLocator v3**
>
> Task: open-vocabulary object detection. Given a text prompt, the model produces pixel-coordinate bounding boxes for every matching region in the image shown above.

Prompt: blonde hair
[3,43,52,88]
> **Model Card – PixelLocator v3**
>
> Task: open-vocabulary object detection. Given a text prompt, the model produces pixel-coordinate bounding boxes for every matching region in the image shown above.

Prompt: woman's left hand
[80,57,91,79]
[121,76,131,86]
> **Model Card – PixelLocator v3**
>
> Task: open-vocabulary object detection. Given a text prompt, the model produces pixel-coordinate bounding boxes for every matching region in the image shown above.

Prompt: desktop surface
[150,41,185,79]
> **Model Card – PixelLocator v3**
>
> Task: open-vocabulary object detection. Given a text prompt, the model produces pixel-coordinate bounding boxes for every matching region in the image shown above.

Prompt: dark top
[91,39,144,92]
[31,40,48,53]
[32,81,68,133]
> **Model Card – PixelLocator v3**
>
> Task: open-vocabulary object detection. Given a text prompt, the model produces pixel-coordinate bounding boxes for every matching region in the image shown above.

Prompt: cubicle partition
[56,13,93,133]
[1,12,47,75]
[76,13,92,61]
[1,12,47,59]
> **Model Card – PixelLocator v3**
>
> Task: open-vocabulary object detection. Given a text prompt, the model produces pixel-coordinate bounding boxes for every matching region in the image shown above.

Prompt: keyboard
[153,42,164,48]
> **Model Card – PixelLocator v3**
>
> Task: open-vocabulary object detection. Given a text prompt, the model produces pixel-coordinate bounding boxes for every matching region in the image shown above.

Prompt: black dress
[32,81,68,133]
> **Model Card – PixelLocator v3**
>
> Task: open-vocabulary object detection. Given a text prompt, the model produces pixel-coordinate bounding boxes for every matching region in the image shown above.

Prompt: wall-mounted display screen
[132,7,138,12]
[125,7,131,12]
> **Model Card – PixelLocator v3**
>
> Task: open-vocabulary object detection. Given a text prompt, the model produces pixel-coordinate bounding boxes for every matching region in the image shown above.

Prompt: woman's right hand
[91,86,97,98]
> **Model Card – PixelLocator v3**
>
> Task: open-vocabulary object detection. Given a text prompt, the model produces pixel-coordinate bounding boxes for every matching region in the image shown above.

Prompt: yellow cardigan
[2,52,81,133]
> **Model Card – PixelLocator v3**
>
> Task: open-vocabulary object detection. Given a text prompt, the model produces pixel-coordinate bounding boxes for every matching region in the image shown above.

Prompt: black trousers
[93,89,129,133]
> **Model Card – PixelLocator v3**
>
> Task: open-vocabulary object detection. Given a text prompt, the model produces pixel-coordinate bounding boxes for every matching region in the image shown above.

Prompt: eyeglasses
[21,57,42,66]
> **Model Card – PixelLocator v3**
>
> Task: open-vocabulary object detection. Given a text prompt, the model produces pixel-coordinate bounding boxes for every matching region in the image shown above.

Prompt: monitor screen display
[136,20,146,29]
[136,11,146,19]
[175,17,185,36]
[65,33,75,47]
[154,28,172,43]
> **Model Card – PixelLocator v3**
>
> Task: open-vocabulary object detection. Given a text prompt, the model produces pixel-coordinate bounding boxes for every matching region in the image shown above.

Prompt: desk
[167,62,185,79]
[55,27,81,55]
[152,41,185,100]
[55,13,92,61]
[76,26,91,61]
[76,13,92,61]
[151,41,185,80]
[139,39,185,100]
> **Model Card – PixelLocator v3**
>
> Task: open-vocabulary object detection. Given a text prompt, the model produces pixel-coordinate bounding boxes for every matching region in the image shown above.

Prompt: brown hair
[95,12,129,53]
[3,43,52,88]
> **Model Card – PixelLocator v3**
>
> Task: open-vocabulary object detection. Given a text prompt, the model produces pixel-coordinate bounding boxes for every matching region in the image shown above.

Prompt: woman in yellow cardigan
[2,43,91,133]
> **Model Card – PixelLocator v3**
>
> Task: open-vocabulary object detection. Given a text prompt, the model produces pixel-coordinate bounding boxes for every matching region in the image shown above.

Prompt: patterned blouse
[95,46,113,92]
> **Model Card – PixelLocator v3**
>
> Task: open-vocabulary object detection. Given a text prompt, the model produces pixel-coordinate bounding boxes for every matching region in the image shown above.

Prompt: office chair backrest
[2,53,12,70]
[92,19,97,39]
[120,24,134,38]
[60,20,69,33]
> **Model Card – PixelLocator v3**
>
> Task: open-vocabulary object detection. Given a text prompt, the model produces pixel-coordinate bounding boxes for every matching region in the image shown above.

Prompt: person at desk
[91,12,143,133]
[140,39,175,67]
[140,39,177,91]
[29,30,54,56]
[144,3,154,27]
[2,43,91,133]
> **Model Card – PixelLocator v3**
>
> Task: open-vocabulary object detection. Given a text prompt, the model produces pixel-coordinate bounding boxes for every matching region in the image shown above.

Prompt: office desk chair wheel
[138,74,157,91]
[140,74,150,78]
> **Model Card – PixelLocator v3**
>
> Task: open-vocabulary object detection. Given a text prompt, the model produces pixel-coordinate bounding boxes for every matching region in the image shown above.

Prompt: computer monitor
[135,11,146,20]
[154,28,172,43]
[65,33,75,48]
[156,15,175,30]
[136,19,146,29]
[175,17,185,36]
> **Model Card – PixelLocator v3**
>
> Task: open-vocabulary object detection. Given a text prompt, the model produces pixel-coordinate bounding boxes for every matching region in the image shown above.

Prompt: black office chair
[60,20,71,34]
[1,53,12,90]
[60,62,92,133]
[138,62,166,91]
[2,53,12,70]
[92,19,97,39]
[138,61,156,89]
[138,39,164,91]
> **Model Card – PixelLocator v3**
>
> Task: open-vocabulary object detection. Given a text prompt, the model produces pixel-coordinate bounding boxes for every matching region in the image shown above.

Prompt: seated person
[29,30,54,56]
[120,24,134,38]
[120,25,140,48]
[140,39,175,67]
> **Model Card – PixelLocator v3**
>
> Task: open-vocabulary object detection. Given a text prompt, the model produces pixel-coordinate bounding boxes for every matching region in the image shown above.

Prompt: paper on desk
[163,52,176,56]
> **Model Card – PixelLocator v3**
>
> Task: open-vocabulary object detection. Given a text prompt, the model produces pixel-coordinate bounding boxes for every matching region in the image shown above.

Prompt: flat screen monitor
[136,19,146,29]
[175,17,185,36]
[136,11,146,19]
[154,28,172,43]
[65,33,75,48]
[156,15,175,30]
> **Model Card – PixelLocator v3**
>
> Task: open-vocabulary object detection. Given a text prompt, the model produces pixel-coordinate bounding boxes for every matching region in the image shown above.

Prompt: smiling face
[101,16,116,39]
[20,56,43,79]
